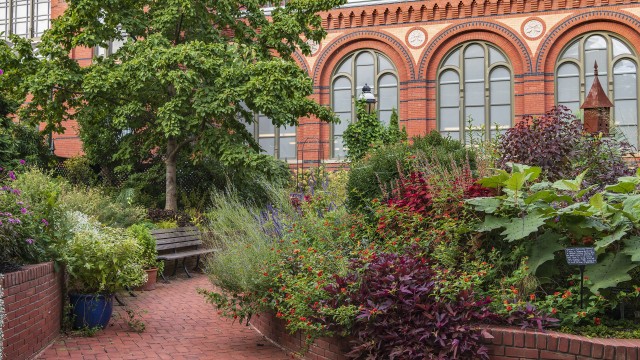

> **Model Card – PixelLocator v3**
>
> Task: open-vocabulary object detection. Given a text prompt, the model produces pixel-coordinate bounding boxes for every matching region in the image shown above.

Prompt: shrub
[128,224,163,272]
[62,213,146,294]
[61,156,97,186]
[327,252,495,360]
[0,165,57,271]
[498,106,635,185]
[346,131,476,212]
[59,185,146,228]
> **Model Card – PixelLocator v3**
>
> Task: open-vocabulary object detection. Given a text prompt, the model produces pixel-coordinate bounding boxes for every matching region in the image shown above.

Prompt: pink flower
[8,171,16,180]
[20,208,28,214]
[25,238,34,245]
[0,69,4,75]
[19,159,25,165]
[42,219,49,226]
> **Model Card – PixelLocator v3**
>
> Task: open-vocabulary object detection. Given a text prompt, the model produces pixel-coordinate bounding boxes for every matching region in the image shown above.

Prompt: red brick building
[4,0,640,161]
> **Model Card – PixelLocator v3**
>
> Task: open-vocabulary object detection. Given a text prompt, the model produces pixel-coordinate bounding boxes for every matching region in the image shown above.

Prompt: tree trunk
[165,137,178,211]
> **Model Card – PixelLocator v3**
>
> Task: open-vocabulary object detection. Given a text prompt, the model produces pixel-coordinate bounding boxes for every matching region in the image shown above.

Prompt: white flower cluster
[65,211,101,235]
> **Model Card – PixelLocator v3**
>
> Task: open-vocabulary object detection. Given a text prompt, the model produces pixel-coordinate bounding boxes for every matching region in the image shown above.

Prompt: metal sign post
[564,247,597,309]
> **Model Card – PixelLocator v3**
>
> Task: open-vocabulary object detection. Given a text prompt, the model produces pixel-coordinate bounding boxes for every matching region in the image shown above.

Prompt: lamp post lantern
[360,83,376,114]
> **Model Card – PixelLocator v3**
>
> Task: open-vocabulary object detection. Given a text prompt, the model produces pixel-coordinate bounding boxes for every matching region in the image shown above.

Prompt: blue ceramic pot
[69,293,114,329]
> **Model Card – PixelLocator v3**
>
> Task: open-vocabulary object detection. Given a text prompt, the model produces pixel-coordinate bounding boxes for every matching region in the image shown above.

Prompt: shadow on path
[37,274,290,360]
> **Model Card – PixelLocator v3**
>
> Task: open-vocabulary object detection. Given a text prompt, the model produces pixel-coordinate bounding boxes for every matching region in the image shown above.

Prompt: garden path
[36,273,290,360]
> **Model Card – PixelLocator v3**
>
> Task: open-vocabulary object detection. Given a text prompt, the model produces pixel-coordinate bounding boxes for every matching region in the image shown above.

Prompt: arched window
[0,0,50,39]
[556,33,639,147]
[331,50,399,158]
[437,42,513,142]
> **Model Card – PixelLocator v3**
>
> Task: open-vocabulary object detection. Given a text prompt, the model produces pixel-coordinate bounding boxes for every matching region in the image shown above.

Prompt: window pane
[379,86,397,111]
[490,67,510,81]
[465,106,485,126]
[490,79,510,105]
[613,38,632,57]
[281,124,296,136]
[259,137,275,156]
[440,107,460,131]
[444,50,459,67]
[585,48,607,78]
[585,35,606,50]
[378,55,394,72]
[490,105,511,126]
[465,44,484,58]
[614,72,637,100]
[440,83,459,107]
[336,57,352,74]
[333,112,351,135]
[464,58,485,81]
[379,110,392,126]
[557,63,580,104]
[279,136,296,159]
[561,41,579,60]
[443,131,459,140]
[614,99,637,125]
[356,52,374,65]
[558,62,579,77]
[258,115,275,135]
[440,70,459,84]
[489,47,506,65]
[617,125,638,148]
[333,136,347,158]
[465,82,484,106]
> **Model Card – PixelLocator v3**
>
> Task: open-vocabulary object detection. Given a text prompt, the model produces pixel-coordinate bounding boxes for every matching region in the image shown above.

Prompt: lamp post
[360,83,376,114]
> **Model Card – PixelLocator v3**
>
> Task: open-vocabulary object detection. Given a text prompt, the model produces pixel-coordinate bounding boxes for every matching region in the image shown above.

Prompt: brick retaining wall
[251,311,350,360]
[484,326,640,359]
[2,262,64,360]
[252,312,640,360]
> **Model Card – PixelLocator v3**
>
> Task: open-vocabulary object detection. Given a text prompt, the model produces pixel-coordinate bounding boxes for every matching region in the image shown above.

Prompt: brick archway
[536,10,640,74]
[418,21,532,79]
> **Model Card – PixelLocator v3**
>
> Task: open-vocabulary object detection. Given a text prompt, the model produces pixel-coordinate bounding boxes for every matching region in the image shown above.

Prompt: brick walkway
[37,274,290,360]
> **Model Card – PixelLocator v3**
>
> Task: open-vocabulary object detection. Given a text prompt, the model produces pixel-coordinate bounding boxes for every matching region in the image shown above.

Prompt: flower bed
[2,262,63,360]
[252,313,640,360]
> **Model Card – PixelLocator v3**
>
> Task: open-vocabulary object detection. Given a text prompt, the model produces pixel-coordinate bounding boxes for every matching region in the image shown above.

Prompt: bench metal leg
[171,259,178,276]
[183,258,192,278]
[194,255,201,271]
[160,266,169,283]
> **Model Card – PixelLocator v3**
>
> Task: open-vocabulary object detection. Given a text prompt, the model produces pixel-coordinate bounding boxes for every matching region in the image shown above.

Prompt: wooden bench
[151,226,216,282]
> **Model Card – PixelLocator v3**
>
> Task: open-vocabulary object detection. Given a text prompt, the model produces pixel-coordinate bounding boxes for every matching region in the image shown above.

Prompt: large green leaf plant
[467,164,640,293]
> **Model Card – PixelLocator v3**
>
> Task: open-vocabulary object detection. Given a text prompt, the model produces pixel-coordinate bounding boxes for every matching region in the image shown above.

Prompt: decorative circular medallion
[306,40,320,56]
[521,18,546,40]
[406,28,427,49]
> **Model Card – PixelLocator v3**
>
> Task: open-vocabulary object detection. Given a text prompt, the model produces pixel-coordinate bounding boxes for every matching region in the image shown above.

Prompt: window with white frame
[330,50,399,158]
[438,42,513,142]
[0,0,50,39]
[555,33,639,147]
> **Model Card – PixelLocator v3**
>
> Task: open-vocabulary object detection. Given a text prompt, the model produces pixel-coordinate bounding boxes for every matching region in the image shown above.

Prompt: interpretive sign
[564,247,597,266]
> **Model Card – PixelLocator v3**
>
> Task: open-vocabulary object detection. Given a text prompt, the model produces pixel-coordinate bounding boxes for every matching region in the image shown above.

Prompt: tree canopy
[1,0,343,210]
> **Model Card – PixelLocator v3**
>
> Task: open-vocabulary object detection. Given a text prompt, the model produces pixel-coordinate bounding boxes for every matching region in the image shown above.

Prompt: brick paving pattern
[37,274,290,360]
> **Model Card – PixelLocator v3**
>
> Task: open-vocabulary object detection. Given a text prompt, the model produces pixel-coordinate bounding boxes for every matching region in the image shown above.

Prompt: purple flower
[25,238,34,245]
[20,208,28,214]
[0,69,4,75]
[42,218,49,226]
[19,159,25,165]
[8,171,16,180]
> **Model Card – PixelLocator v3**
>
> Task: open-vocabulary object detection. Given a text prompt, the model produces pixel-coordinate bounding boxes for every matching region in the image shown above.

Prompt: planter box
[2,262,64,360]
[251,311,640,360]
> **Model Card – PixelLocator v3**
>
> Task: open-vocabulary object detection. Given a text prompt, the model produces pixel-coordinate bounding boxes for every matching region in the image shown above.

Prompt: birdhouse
[580,61,613,135]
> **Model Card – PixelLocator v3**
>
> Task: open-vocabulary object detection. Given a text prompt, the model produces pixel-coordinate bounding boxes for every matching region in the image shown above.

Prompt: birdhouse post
[580,61,613,135]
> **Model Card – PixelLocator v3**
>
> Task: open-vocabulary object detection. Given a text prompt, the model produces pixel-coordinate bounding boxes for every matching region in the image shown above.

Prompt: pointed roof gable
[580,61,613,109]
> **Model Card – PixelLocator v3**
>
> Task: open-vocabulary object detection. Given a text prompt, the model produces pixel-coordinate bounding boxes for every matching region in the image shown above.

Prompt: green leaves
[526,231,564,275]
[500,213,548,242]
[585,253,636,292]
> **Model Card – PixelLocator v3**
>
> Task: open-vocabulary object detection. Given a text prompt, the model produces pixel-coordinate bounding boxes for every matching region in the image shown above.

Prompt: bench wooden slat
[155,235,201,244]
[152,231,200,240]
[156,240,204,251]
[158,249,216,261]
[150,226,198,235]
